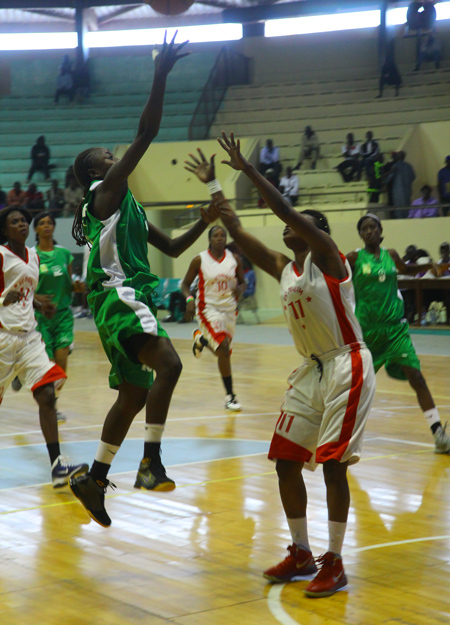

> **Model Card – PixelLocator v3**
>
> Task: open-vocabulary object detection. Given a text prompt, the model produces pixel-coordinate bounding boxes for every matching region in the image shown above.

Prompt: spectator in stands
[414,31,442,70]
[386,151,415,218]
[366,153,384,203]
[438,242,450,276]
[73,60,91,103]
[0,186,7,209]
[27,136,53,183]
[295,126,320,170]
[359,131,380,180]
[403,244,418,263]
[25,183,45,215]
[259,139,281,181]
[437,155,450,215]
[60,54,73,75]
[337,133,360,182]
[54,69,74,104]
[7,181,27,207]
[46,179,65,214]
[415,249,434,278]
[377,40,402,98]
[408,184,439,218]
[279,166,299,206]
[63,177,83,217]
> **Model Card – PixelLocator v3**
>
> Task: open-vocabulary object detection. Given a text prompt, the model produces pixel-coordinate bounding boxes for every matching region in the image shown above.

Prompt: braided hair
[72,147,101,247]
[300,209,331,235]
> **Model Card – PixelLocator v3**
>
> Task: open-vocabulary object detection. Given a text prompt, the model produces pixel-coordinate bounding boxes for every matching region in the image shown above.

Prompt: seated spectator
[408,184,439,218]
[73,60,91,103]
[46,179,65,213]
[386,151,415,218]
[54,69,74,104]
[438,241,450,276]
[27,136,53,183]
[438,155,450,215]
[279,166,299,206]
[337,133,360,182]
[25,183,45,215]
[402,244,418,264]
[63,178,83,217]
[0,186,7,209]
[414,31,442,71]
[415,249,434,278]
[259,139,281,181]
[377,40,402,98]
[359,131,380,180]
[7,181,27,207]
[295,126,320,170]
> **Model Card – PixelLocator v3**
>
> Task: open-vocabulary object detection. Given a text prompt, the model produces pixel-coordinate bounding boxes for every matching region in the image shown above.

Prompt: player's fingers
[217,138,228,151]
[188,152,200,164]
[198,148,207,162]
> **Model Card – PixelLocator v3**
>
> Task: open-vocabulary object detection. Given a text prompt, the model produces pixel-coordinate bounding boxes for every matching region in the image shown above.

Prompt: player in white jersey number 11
[185,133,376,599]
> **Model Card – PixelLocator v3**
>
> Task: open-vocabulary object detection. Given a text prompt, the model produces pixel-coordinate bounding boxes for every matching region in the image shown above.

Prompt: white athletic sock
[328,520,347,555]
[423,407,441,429]
[144,424,165,443]
[287,517,310,552]
[94,441,120,465]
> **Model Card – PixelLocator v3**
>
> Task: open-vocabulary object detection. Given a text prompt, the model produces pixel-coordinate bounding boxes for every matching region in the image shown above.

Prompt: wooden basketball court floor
[1,323,449,625]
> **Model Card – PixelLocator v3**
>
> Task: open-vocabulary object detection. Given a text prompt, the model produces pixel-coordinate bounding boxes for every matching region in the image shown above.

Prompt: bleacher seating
[0,52,217,194]
[210,66,450,207]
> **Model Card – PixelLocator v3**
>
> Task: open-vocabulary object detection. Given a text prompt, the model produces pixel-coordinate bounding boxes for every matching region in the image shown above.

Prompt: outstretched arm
[147,202,219,258]
[184,149,290,282]
[94,32,189,218]
[389,249,437,276]
[217,132,346,280]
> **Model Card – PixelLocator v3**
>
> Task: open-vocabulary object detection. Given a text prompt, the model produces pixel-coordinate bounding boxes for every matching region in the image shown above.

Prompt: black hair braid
[300,209,331,235]
[72,148,96,247]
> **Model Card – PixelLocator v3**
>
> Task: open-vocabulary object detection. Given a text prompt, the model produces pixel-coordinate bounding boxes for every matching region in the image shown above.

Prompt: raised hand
[154,30,189,77]
[184,148,216,184]
[200,201,220,224]
[217,131,248,171]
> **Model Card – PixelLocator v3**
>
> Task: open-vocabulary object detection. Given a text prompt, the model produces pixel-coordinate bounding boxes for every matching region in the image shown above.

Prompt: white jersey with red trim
[197,249,238,313]
[280,252,363,358]
[0,245,39,333]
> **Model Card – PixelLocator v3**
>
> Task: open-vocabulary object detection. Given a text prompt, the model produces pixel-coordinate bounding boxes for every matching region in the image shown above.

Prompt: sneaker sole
[226,405,242,412]
[304,575,348,598]
[69,480,111,528]
[134,481,176,492]
[434,448,450,455]
[52,463,89,489]
[263,565,318,583]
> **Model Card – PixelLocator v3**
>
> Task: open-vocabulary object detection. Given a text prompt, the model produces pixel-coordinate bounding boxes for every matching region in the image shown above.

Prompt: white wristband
[206,179,222,194]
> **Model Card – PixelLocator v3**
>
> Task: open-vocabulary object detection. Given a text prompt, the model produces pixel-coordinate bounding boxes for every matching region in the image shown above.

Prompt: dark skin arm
[33,294,57,319]
[90,32,189,221]
[388,249,437,276]
[234,254,247,298]
[181,256,201,321]
[217,132,347,281]
[184,149,289,282]
[146,203,219,258]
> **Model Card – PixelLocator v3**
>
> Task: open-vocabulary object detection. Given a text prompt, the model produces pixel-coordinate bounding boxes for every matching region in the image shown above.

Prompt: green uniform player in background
[12,211,84,423]
[68,33,219,528]
[347,213,450,454]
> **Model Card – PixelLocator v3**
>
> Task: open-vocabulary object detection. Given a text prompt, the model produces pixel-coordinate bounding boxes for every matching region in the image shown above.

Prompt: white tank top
[280,253,363,358]
[197,249,238,313]
[0,245,39,333]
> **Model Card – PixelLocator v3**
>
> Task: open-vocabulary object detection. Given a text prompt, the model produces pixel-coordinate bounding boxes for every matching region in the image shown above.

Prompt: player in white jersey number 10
[181,224,246,411]
[185,134,376,599]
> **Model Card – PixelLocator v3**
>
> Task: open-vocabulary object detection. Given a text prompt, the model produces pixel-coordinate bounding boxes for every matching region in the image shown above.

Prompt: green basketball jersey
[353,247,404,329]
[82,180,159,295]
[35,245,74,310]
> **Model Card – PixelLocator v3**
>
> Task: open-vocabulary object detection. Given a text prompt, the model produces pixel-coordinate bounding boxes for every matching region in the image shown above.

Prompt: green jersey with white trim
[82,181,159,296]
[35,245,74,310]
[353,247,404,329]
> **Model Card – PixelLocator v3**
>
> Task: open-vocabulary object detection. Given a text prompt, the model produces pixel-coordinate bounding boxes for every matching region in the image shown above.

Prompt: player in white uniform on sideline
[184,135,376,599]
[0,206,88,487]
[181,225,246,410]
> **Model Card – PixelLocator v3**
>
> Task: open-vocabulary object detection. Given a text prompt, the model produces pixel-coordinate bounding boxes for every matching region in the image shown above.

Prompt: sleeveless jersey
[197,249,238,313]
[280,253,362,358]
[34,245,74,310]
[0,245,39,333]
[353,247,404,329]
[82,180,159,296]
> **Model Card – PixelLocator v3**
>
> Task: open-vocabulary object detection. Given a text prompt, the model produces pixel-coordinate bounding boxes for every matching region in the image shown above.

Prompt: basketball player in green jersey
[33,211,84,422]
[68,33,219,527]
[347,213,450,454]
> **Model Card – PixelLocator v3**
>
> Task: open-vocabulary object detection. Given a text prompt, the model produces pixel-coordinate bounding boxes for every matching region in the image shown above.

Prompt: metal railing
[189,47,250,141]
